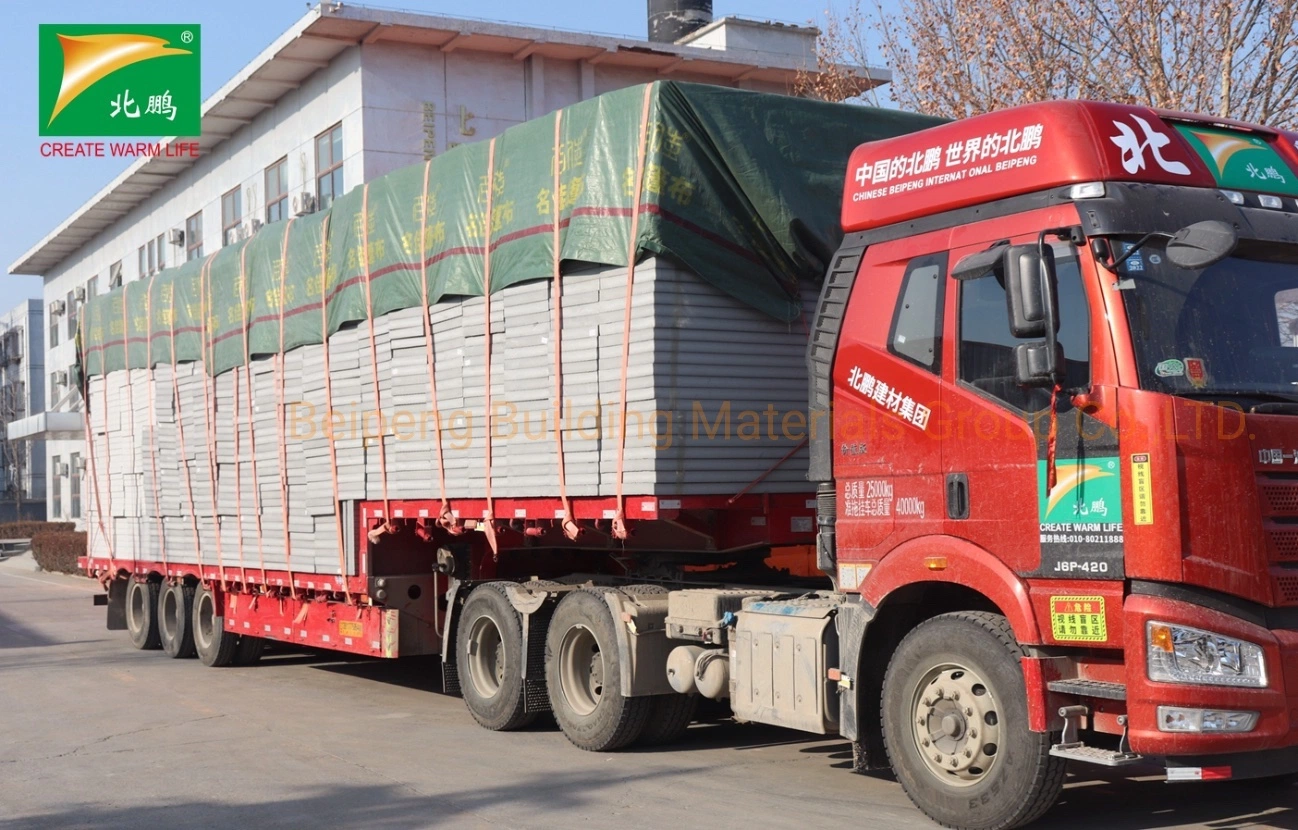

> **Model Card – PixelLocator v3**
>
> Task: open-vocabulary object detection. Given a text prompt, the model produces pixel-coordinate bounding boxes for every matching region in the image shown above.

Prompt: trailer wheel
[125,579,161,650]
[882,611,1065,830]
[233,635,266,665]
[546,589,650,752]
[192,585,238,667]
[637,693,699,746]
[157,582,196,659]
[457,583,536,731]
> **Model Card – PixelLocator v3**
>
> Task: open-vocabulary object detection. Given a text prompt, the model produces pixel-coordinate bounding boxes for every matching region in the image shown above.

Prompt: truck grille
[1258,477,1298,515]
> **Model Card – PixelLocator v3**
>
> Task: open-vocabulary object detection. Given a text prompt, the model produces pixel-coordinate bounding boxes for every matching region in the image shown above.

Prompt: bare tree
[810,0,1298,128]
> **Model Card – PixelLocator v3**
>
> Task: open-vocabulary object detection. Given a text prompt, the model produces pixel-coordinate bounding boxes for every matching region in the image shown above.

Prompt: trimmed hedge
[0,521,75,539]
[31,531,87,575]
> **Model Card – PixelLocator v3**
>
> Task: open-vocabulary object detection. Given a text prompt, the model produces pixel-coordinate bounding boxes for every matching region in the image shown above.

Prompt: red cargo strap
[612,85,653,540]
[143,281,168,574]
[275,219,299,598]
[317,214,354,600]
[236,243,268,588]
[360,185,394,544]
[199,252,228,589]
[416,160,456,533]
[81,314,116,579]
[551,109,578,539]
[482,137,499,557]
[170,263,206,579]
[118,283,138,574]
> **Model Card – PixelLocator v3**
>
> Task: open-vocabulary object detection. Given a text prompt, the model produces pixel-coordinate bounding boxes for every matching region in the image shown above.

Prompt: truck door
[942,241,1122,578]
[833,249,947,589]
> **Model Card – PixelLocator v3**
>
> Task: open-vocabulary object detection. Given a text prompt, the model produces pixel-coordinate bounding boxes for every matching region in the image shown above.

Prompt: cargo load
[78,80,939,573]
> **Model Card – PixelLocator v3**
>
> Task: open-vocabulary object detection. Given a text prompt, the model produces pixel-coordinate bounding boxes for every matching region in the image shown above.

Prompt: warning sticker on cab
[1049,596,1107,642]
[339,619,364,638]
[1131,453,1153,525]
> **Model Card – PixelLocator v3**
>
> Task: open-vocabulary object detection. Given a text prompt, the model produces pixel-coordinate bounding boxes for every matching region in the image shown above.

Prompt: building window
[49,312,58,348]
[66,290,77,340]
[186,211,203,261]
[316,123,344,210]
[108,260,121,288]
[156,232,166,271]
[49,371,59,407]
[138,244,147,278]
[51,455,61,518]
[222,187,242,246]
[87,275,99,299]
[69,453,81,519]
[147,237,157,275]
[266,157,288,224]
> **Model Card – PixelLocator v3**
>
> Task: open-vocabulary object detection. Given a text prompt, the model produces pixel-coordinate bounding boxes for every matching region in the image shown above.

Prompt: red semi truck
[85,98,1298,829]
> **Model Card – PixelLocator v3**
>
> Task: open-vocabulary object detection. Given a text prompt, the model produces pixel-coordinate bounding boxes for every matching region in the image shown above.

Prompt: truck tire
[192,585,239,667]
[233,635,266,665]
[457,583,536,731]
[125,579,161,650]
[157,582,196,659]
[638,693,698,746]
[881,611,1065,830]
[545,589,651,751]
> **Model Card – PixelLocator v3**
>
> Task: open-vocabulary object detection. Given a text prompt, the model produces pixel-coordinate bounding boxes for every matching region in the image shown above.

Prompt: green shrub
[0,521,75,539]
[30,531,87,575]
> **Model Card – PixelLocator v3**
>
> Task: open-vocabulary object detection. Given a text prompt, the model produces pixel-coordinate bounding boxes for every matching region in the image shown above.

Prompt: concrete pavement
[0,560,1294,829]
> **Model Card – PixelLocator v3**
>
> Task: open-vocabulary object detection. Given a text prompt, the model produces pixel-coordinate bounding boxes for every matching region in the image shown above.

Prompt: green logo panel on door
[1038,457,1122,527]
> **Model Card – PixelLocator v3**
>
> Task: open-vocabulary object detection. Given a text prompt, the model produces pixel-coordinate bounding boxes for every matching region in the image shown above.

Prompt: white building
[7,2,887,525]
[0,300,47,520]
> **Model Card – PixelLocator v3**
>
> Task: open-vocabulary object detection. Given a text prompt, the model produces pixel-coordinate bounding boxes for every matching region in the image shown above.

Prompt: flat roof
[10,4,889,277]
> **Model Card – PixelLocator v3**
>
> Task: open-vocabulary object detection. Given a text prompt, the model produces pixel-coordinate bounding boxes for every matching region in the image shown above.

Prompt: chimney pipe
[648,0,713,43]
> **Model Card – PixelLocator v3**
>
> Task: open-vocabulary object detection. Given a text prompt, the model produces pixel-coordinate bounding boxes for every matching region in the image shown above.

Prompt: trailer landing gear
[882,612,1065,830]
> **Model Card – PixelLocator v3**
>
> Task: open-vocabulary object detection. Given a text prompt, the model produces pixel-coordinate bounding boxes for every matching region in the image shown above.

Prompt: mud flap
[104,579,127,631]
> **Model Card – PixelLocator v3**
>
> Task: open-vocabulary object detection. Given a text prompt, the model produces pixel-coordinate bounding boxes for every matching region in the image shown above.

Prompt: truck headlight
[1146,622,1267,688]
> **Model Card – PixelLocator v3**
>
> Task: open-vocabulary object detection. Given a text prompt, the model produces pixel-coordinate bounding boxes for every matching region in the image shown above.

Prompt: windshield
[1120,239,1298,400]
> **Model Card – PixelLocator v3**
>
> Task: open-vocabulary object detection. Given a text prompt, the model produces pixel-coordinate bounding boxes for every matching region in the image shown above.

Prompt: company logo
[39,24,200,136]
[1109,115,1190,176]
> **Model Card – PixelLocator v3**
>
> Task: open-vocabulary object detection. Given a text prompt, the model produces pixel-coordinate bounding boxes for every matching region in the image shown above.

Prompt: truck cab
[809,100,1298,826]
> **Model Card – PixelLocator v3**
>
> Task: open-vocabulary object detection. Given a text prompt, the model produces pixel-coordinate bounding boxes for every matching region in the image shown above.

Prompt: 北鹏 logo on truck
[1108,114,1190,176]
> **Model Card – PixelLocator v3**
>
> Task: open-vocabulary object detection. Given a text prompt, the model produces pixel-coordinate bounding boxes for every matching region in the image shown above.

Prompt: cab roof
[842,99,1298,233]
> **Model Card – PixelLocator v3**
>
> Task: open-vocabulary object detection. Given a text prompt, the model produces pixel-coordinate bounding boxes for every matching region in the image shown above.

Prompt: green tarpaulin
[80,81,941,378]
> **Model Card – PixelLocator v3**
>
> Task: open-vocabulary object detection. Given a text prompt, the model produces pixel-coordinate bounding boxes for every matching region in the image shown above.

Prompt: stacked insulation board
[79,82,942,574]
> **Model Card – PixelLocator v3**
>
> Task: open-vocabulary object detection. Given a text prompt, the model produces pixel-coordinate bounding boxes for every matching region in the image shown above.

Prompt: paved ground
[1,559,1295,830]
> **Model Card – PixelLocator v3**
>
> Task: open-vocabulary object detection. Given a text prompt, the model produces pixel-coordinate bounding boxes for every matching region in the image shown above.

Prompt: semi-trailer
[81,83,1298,828]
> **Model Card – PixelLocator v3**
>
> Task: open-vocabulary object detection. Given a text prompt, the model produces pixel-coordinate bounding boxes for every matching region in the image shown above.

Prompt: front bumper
[1124,594,1298,757]
[1167,745,1298,780]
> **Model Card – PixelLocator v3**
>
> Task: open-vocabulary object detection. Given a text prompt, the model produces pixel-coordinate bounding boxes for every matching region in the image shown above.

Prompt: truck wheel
[882,611,1065,830]
[157,582,196,659]
[233,635,266,665]
[125,579,161,650]
[192,585,238,667]
[545,589,651,751]
[457,583,536,731]
[638,693,698,746]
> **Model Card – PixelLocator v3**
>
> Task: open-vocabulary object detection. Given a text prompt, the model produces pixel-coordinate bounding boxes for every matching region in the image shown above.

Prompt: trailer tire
[125,579,161,650]
[157,582,196,659]
[637,693,698,746]
[457,583,536,731]
[882,611,1065,830]
[233,635,266,665]
[192,585,239,668]
[546,589,650,752]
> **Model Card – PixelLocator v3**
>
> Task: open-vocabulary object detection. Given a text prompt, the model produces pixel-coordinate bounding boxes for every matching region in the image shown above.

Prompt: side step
[1049,704,1141,767]
[1047,678,1126,700]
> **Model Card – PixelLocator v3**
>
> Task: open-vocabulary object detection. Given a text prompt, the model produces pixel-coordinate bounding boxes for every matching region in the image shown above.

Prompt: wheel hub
[912,665,1001,785]
[559,624,604,716]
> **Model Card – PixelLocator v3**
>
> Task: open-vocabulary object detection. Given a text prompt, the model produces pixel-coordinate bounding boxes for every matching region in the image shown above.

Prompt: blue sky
[0,0,891,313]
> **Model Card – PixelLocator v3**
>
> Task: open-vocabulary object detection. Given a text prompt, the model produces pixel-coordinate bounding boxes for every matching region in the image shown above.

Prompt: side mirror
[1003,244,1057,338]
[1166,220,1237,269]
[1014,341,1064,387]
